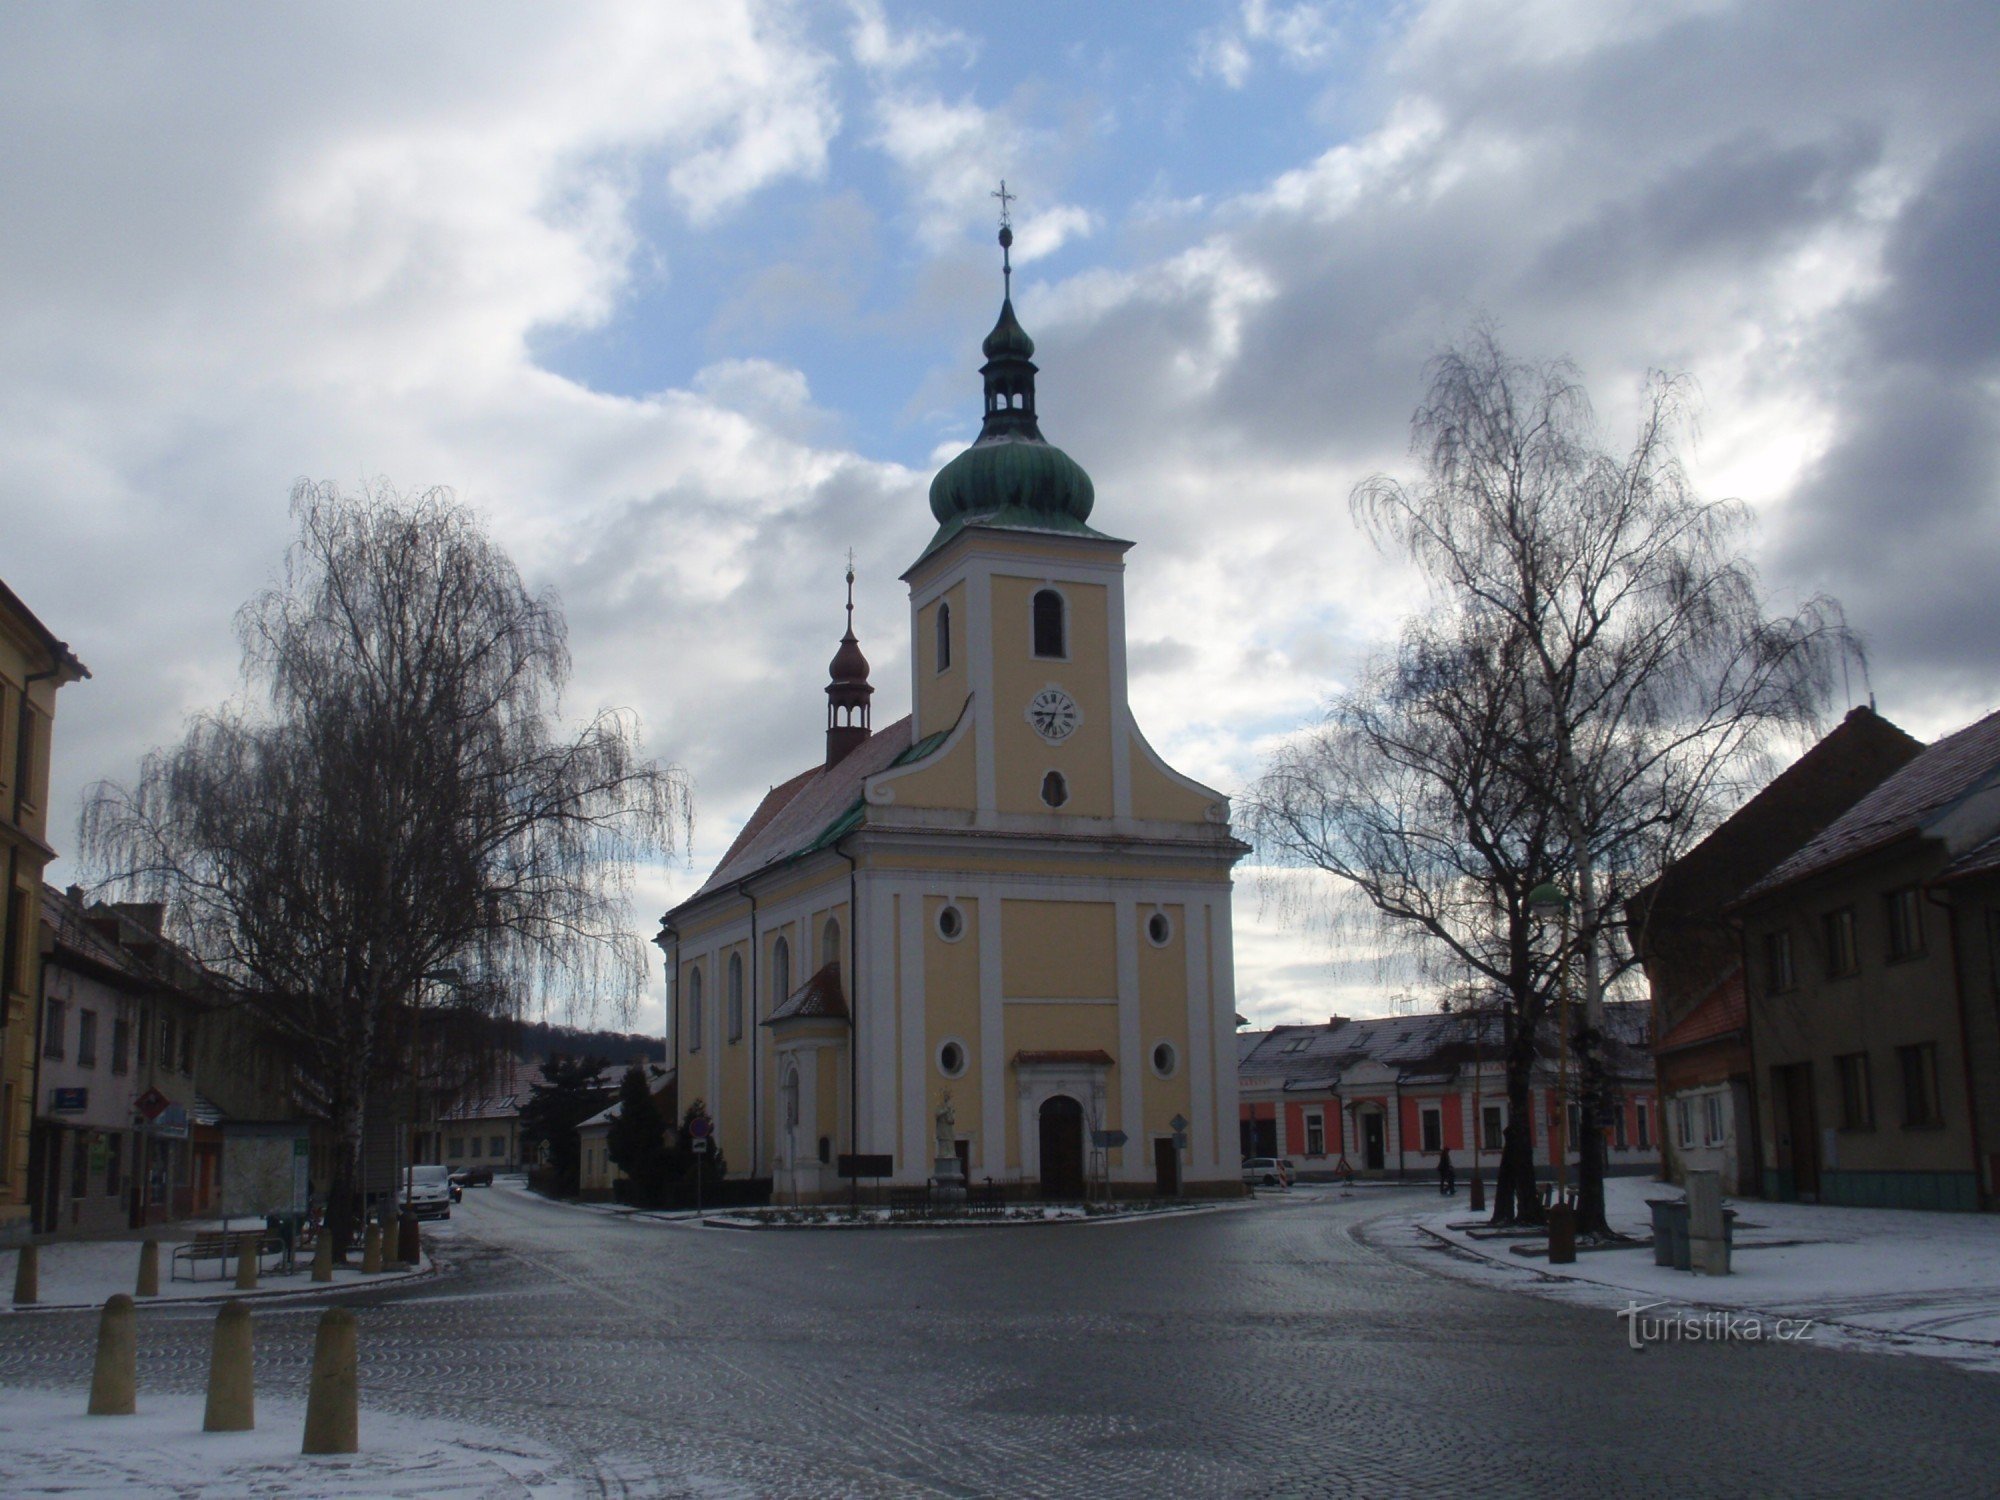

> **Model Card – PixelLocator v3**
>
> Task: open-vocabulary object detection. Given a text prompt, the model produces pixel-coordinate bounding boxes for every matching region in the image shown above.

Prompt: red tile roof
[1657,969,1747,1054]
[675,715,916,909]
[1739,707,2000,901]
[765,962,849,1023]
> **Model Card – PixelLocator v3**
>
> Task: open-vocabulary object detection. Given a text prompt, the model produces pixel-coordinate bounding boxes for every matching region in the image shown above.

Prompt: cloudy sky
[6,1,1995,1032]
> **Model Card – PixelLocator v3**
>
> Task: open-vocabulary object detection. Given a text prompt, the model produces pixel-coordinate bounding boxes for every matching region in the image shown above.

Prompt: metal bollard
[12,1243,38,1305]
[137,1239,160,1297]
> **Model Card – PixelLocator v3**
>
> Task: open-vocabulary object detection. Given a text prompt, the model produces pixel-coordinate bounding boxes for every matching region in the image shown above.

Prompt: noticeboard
[221,1124,311,1217]
[836,1153,894,1179]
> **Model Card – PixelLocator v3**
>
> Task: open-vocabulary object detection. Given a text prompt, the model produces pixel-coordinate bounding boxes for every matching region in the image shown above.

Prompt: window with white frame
[1304,1113,1325,1156]
[1482,1104,1504,1152]
[1420,1106,1442,1153]
[1704,1093,1725,1145]
[1677,1098,1694,1148]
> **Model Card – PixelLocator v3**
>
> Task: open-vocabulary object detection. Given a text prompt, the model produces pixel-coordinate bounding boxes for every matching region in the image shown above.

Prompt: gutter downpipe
[746,888,760,1178]
[1927,882,1987,1211]
[835,838,859,1204]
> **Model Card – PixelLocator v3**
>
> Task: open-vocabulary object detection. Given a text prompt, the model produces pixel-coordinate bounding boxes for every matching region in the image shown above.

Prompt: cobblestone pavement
[5,1185,1999,1497]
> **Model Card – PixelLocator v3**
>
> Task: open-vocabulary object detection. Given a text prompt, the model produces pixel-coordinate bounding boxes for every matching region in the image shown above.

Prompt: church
[658,219,1247,1200]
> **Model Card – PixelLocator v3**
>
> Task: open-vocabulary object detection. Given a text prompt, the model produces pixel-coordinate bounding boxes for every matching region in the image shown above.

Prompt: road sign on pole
[1091,1129,1127,1149]
[1169,1114,1188,1133]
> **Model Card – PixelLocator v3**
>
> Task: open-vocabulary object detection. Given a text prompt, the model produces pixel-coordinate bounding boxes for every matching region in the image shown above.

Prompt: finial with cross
[844,548,856,623]
[992,179,1015,295]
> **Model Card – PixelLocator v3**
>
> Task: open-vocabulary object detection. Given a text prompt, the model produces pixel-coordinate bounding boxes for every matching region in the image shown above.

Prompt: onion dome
[926,215,1096,530]
[825,563,872,766]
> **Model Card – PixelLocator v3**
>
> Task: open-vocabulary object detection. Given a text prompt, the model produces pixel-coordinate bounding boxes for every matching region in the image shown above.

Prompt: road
[4,1183,1998,1496]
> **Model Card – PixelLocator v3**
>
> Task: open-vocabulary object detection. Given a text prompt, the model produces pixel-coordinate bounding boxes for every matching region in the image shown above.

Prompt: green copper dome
[926,276,1095,531]
[929,432,1095,526]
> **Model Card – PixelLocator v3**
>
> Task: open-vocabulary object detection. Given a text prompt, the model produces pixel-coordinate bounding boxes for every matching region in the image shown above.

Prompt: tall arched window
[727,951,744,1042]
[1032,588,1066,658]
[783,1067,800,1130]
[822,917,841,974]
[771,934,791,1008]
[687,966,703,1053]
[935,601,952,672]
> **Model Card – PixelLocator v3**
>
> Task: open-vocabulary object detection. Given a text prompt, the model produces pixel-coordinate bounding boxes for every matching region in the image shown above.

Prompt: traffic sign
[135,1087,173,1121]
[691,1137,711,1154]
[1091,1129,1127,1148]
[1169,1114,1188,1133]
[689,1115,713,1139]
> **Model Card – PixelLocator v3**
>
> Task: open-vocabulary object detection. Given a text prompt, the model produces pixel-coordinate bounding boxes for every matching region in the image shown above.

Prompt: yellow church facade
[659,234,1247,1200]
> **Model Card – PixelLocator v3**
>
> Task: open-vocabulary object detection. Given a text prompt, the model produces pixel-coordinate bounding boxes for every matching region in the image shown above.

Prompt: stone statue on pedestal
[933,1089,967,1205]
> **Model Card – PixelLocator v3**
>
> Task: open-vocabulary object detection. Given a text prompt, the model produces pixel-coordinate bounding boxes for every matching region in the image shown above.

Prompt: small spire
[826,557,872,767]
[992,179,1015,298]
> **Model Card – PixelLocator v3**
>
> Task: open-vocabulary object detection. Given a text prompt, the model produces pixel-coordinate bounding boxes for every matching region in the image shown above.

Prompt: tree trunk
[1491,1025,1544,1227]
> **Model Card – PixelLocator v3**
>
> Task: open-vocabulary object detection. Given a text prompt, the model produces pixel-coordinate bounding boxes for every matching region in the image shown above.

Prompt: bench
[170,1230,289,1282]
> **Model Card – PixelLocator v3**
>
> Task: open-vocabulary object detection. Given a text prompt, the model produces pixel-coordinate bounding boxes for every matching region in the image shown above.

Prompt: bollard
[1468,1172,1486,1214]
[12,1243,38,1305]
[203,1300,255,1431]
[300,1306,358,1455]
[360,1223,383,1275]
[137,1239,160,1297]
[235,1237,260,1292]
[311,1232,334,1284]
[87,1294,138,1415]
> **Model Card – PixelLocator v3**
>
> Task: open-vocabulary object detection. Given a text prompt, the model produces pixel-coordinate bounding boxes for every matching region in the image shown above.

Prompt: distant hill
[514,1018,665,1068]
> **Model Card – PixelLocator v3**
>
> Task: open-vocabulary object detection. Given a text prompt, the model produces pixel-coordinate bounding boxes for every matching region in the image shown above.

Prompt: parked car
[400,1163,453,1220]
[450,1165,494,1189]
[1242,1156,1293,1189]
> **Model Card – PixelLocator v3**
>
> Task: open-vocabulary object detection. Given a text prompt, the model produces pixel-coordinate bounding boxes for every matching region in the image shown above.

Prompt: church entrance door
[1038,1095,1085,1200]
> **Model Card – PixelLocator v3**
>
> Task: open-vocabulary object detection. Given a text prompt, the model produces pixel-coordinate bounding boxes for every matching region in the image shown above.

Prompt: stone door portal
[1038,1094,1085,1199]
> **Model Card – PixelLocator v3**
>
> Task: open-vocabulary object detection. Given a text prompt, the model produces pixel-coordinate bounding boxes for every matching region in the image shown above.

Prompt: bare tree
[1259,325,1848,1234]
[83,480,691,1249]
[1253,619,1567,1223]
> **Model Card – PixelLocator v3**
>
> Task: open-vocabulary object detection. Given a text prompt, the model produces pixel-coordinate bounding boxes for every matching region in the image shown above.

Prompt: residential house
[1734,707,2000,1210]
[576,1070,678,1201]
[1630,707,1923,1193]
[0,579,87,1243]
[1238,1004,1658,1182]
[33,887,211,1232]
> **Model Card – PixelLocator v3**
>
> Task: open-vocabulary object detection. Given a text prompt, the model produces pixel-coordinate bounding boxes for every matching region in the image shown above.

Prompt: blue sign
[52,1087,87,1112]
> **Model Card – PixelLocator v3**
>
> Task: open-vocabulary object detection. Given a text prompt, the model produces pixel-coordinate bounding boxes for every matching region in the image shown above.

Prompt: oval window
[937,904,965,942]
[1147,912,1172,946]
[938,1040,968,1078]
[1151,1042,1178,1078]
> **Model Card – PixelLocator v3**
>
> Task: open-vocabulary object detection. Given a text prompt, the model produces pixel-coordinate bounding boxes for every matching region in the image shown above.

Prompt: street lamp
[1527,882,1577,1264]
[399,966,463,1266]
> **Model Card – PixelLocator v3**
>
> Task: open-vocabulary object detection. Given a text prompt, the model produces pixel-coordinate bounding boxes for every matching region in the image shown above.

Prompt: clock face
[1026,686,1081,743]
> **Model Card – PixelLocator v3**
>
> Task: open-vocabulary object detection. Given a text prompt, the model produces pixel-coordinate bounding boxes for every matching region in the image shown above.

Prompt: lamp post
[1527,883,1577,1264]
[400,967,463,1266]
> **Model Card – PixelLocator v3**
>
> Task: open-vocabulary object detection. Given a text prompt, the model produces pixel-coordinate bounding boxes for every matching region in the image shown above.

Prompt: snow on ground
[0,1387,571,1498]
[2,1228,442,1311]
[1398,1175,2000,1373]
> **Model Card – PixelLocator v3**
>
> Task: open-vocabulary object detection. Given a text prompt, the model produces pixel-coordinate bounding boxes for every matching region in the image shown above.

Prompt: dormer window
[936,601,952,672]
[1032,589,1066,658]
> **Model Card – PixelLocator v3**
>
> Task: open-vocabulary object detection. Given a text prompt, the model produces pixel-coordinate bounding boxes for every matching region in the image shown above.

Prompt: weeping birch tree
[1255,325,1848,1233]
[83,480,690,1250]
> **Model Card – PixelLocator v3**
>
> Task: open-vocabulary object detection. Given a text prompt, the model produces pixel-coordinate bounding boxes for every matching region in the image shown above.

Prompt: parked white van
[400,1164,453,1220]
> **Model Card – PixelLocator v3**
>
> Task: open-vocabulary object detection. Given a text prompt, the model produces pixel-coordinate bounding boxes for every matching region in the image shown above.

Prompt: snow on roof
[1238,1003,1651,1088]
[1740,707,2000,901]
[672,715,921,911]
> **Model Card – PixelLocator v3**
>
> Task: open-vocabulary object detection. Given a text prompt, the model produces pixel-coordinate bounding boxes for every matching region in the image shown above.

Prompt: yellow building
[659,235,1247,1199]
[0,579,89,1243]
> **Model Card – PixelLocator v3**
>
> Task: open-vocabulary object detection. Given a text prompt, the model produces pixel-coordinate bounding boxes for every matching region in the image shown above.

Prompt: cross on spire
[844,549,856,627]
[992,179,1015,295]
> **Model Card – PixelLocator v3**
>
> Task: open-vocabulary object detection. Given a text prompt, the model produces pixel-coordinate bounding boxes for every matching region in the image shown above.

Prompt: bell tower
[826,560,872,766]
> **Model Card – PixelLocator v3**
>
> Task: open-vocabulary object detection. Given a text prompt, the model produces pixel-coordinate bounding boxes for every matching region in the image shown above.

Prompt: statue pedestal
[933,1155,968,1210]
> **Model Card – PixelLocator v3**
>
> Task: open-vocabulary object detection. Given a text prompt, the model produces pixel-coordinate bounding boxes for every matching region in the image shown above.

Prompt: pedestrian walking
[1438,1149,1456,1196]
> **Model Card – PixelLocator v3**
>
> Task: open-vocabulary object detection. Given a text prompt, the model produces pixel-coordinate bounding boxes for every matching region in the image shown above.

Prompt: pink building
[1238,1004,1658,1182]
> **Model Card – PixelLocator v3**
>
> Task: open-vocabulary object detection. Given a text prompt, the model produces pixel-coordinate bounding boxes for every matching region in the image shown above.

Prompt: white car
[1242,1157,1293,1189]
[399,1163,453,1220]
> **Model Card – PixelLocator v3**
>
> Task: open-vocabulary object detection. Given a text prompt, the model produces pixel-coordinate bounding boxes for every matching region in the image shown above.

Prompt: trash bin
[1647,1198,1689,1269]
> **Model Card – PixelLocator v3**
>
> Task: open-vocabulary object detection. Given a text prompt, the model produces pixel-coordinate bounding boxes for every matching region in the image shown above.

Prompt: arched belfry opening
[826,560,872,766]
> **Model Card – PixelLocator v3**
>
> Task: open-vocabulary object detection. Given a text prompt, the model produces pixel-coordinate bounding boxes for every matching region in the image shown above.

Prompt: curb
[2,1255,439,1316]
